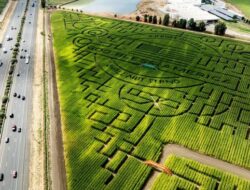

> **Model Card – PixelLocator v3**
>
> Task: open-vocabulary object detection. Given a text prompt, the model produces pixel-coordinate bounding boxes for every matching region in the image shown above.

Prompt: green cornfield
[51,11,250,190]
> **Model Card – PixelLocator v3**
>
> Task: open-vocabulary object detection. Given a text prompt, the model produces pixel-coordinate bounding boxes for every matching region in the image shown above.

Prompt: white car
[3,48,7,54]
[5,137,9,143]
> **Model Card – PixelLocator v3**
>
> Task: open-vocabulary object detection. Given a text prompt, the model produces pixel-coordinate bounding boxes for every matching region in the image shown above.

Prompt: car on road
[12,125,17,132]
[18,128,21,133]
[3,48,7,54]
[0,62,3,67]
[10,113,14,118]
[25,54,30,64]
[18,94,21,98]
[12,171,17,178]
[22,96,25,100]
[5,137,9,143]
[0,173,3,181]
[6,36,13,41]
[13,92,17,97]
[17,73,20,77]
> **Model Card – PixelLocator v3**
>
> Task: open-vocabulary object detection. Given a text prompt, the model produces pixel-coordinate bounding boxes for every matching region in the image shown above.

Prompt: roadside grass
[51,11,250,190]
[48,0,92,6]
[0,0,8,14]
[226,21,250,34]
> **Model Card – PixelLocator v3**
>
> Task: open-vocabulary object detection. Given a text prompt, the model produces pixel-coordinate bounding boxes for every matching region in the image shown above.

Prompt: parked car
[0,173,4,181]
[12,171,17,178]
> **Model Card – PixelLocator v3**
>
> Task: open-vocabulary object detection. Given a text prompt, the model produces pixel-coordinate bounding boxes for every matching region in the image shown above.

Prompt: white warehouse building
[159,0,219,22]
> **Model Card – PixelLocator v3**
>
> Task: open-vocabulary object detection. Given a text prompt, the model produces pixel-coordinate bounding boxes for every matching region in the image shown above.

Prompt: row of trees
[136,14,227,35]
[136,14,206,32]
[242,17,250,25]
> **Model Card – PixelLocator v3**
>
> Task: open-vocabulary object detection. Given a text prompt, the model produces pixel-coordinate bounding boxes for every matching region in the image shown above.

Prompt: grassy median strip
[0,0,30,134]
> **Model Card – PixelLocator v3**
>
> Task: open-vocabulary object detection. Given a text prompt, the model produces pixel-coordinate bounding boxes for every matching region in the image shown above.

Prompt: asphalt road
[0,0,38,189]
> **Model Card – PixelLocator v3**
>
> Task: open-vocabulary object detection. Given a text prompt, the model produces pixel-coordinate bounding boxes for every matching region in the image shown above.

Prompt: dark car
[17,95,21,98]
[17,73,20,77]
[12,125,17,132]
[13,92,17,97]
[10,113,14,118]
[12,171,17,178]
[18,128,21,133]
[0,173,3,181]
[22,96,25,101]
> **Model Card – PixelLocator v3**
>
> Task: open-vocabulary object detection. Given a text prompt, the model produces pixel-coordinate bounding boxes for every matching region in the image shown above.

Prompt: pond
[64,0,141,15]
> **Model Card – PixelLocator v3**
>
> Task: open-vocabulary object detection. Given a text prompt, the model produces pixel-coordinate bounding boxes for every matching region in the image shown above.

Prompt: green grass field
[51,11,250,190]
[48,0,91,6]
[226,0,250,18]
[0,0,8,14]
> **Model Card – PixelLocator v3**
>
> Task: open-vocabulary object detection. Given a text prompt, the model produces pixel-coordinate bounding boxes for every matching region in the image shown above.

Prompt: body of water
[64,0,140,15]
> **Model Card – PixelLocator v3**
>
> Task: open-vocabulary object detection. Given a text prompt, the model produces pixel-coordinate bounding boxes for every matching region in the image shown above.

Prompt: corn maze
[51,12,250,190]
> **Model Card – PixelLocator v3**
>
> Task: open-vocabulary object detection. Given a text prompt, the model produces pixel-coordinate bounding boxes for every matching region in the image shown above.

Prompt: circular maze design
[82,28,109,37]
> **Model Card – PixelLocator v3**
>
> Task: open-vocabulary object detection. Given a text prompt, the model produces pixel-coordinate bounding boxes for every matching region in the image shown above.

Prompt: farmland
[51,11,250,190]
[0,0,7,14]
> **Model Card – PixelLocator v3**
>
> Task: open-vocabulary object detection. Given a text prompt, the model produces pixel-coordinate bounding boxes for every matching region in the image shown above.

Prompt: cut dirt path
[29,7,45,190]
[46,11,67,190]
[144,144,250,190]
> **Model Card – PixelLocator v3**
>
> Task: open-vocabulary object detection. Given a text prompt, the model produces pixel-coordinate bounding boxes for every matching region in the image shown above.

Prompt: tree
[149,15,153,23]
[163,14,170,26]
[188,18,196,30]
[136,16,140,21]
[172,20,177,27]
[41,0,45,8]
[197,21,206,32]
[215,22,227,35]
[177,19,187,29]
[153,16,157,24]
[144,14,148,22]
[159,17,162,25]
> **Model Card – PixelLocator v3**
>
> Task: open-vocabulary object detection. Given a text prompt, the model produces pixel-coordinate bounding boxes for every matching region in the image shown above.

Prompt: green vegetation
[215,22,227,35]
[48,0,91,6]
[0,0,8,14]
[226,0,250,18]
[152,155,250,189]
[51,11,250,190]
[226,21,250,34]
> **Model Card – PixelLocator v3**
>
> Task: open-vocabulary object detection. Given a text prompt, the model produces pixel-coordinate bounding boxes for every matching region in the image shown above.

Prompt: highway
[0,0,38,189]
